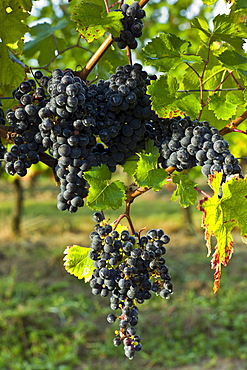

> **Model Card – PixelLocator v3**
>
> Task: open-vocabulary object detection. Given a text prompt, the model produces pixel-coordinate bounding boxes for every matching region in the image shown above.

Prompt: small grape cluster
[4,77,46,176]
[113,2,146,50]
[156,116,242,180]
[0,101,6,170]
[88,212,173,359]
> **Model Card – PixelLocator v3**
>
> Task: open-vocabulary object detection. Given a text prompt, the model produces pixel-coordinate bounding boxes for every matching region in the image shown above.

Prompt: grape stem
[194,186,212,198]
[178,88,242,93]
[219,110,247,136]
[113,212,136,235]
[103,0,110,13]
[126,46,133,66]
[231,128,247,135]
[112,185,152,234]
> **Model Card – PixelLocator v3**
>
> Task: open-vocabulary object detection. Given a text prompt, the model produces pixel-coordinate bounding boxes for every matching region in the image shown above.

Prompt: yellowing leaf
[198,173,247,293]
[0,0,30,52]
[63,245,94,282]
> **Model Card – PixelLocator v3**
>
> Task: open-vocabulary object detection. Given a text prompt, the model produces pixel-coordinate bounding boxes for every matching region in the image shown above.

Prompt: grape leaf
[122,155,139,177]
[63,245,94,282]
[190,18,211,38]
[216,50,247,74]
[0,43,26,97]
[191,15,246,50]
[83,164,126,210]
[147,75,179,117]
[201,0,217,4]
[23,21,68,65]
[143,33,202,72]
[0,0,30,52]
[208,92,244,120]
[71,1,123,43]
[198,172,247,293]
[133,149,168,191]
[212,14,246,50]
[171,173,198,208]
[145,140,159,155]
[235,0,247,10]
[147,75,200,119]
[0,0,31,96]
[175,94,201,119]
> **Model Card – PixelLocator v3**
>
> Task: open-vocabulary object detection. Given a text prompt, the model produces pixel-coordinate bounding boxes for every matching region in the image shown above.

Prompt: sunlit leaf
[63,245,94,282]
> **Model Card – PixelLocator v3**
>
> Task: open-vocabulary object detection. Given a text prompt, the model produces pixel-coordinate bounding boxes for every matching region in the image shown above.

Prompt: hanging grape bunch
[112,2,146,49]
[87,211,173,359]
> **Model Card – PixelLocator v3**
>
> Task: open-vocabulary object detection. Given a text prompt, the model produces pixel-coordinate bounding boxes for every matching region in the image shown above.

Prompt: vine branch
[178,88,242,93]
[219,110,247,136]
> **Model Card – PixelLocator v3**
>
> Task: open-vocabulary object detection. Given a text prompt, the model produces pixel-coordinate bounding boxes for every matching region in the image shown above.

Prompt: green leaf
[198,173,247,292]
[147,75,180,118]
[122,155,139,177]
[208,92,244,120]
[190,18,211,38]
[145,139,160,156]
[63,245,94,282]
[23,21,68,65]
[84,164,126,210]
[201,0,217,4]
[0,0,30,52]
[212,14,245,50]
[134,151,168,191]
[217,50,247,73]
[235,0,247,10]
[143,33,202,72]
[175,94,201,119]
[191,15,246,50]
[71,1,123,43]
[0,43,26,96]
[147,75,200,119]
[171,173,198,207]
[19,0,33,11]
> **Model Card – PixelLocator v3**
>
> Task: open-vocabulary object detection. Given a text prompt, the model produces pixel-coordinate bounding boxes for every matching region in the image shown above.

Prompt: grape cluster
[1,65,243,211]
[90,63,153,171]
[4,79,45,176]
[113,2,145,50]
[88,212,173,358]
[156,116,242,180]
[0,101,6,170]
[36,69,96,212]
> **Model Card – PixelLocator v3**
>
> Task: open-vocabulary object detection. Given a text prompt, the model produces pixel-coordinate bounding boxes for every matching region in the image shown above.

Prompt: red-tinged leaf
[71,1,123,43]
[197,172,247,292]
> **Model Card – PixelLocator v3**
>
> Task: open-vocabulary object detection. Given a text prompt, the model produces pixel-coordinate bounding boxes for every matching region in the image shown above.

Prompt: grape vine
[0,0,247,360]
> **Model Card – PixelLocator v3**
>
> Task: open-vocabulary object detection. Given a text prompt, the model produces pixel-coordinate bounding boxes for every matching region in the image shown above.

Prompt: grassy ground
[0,176,247,370]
